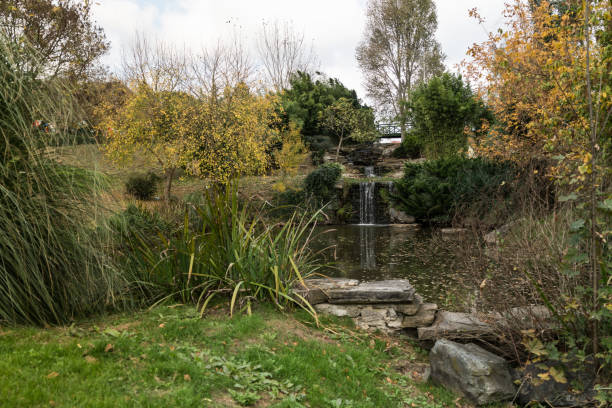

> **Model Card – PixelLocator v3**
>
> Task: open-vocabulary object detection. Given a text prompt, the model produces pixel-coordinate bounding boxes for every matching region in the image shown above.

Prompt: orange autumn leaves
[463,0,611,182]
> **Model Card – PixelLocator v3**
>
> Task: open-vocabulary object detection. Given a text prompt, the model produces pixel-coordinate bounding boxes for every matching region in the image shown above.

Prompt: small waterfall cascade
[359,166,376,225]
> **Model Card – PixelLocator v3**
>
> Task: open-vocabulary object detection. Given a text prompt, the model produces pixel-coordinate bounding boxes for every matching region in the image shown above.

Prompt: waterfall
[359,226,376,270]
[359,181,376,225]
[364,166,375,178]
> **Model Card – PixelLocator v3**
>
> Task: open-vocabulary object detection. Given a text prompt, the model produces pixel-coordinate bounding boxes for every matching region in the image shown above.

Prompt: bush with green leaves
[304,163,343,203]
[392,133,423,159]
[125,171,160,200]
[0,37,126,325]
[392,157,516,225]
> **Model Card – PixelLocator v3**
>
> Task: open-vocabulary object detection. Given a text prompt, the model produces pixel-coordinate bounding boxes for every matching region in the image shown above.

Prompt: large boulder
[430,339,516,405]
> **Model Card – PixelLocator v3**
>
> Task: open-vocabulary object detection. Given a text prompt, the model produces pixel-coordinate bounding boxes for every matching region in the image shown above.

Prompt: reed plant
[0,37,126,325]
[136,185,326,319]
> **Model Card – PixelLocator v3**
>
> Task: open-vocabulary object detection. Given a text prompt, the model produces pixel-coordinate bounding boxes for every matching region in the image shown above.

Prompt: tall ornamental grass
[0,39,125,325]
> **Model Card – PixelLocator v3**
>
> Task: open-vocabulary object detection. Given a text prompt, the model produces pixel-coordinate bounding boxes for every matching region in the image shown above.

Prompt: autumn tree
[186,83,284,183]
[463,0,611,180]
[104,85,195,201]
[257,20,319,91]
[0,0,108,81]
[356,0,445,139]
[464,0,611,369]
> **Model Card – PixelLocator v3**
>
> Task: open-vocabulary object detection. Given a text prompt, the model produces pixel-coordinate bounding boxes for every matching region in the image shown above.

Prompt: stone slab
[402,303,438,328]
[418,311,493,341]
[297,279,416,305]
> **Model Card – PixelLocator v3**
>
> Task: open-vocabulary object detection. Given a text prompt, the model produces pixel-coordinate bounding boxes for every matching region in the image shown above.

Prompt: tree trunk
[335,133,344,162]
[164,167,175,202]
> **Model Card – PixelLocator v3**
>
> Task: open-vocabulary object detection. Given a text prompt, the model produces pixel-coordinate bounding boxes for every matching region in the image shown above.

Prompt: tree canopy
[0,0,108,81]
[403,73,492,158]
[356,0,445,138]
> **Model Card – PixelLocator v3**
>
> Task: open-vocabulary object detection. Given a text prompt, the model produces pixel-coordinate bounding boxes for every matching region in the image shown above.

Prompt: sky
[92,0,508,104]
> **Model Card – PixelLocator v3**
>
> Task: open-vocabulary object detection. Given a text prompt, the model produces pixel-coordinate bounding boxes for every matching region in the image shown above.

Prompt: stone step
[297,278,416,305]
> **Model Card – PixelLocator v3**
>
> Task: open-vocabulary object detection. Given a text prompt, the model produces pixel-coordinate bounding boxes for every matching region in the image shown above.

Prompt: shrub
[125,172,160,200]
[392,157,516,226]
[306,135,334,165]
[304,163,343,203]
[392,133,423,159]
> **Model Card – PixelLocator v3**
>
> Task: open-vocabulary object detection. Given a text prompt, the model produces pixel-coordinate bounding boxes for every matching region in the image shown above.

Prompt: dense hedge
[392,157,517,226]
[304,163,343,203]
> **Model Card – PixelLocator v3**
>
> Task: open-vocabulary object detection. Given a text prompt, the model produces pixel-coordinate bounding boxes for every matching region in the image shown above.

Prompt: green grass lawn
[0,305,469,408]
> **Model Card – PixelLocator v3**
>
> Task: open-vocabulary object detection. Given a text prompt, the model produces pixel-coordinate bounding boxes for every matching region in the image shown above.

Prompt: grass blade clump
[137,184,325,318]
[0,37,124,325]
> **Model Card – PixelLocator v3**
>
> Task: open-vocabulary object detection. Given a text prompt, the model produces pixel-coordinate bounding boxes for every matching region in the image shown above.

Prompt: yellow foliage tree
[104,81,303,198]
[463,0,611,184]
[104,84,195,200]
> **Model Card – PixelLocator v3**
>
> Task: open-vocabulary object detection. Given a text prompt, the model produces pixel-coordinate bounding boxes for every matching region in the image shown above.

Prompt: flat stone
[418,311,493,341]
[314,303,361,318]
[402,303,438,328]
[430,339,516,405]
[294,278,359,305]
[326,280,416,304]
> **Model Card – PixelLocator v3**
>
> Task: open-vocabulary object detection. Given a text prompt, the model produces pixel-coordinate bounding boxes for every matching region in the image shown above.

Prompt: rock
[314,303,361,318]
[418,311,494,341]
[326,280,416,304]
[354,307,403,332]
[299,279,416,305]
[484,220,520,245]
[389,223,420,230]
[395,294,423,315]
[492,305,553,330]
[389,207,416,224]
[402,303,438,328]
[430,339,516,405]
[347,145,383,166]
[294,278,359,305]
[440,228,469,240]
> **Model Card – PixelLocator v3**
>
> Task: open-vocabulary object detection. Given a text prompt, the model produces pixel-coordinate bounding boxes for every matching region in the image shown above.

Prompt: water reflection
[311,225,471,305]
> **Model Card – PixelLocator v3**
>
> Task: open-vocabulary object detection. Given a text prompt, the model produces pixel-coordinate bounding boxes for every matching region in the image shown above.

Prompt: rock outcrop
[298,279,437,333]
[430,339,516,405]
[389,207,415,224]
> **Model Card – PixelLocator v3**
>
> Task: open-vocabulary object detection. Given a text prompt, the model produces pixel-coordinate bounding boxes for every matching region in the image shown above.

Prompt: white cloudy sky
[93,0,507,103]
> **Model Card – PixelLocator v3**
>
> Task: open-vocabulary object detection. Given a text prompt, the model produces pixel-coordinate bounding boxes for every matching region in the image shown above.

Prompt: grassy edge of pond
[0,304,512,408]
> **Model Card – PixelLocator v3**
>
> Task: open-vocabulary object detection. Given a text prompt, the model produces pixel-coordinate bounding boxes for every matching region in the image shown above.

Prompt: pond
[311,225,477,307]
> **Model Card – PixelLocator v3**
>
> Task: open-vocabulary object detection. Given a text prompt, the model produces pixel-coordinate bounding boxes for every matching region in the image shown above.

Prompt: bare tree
[256,20,319,91]
[121,31,187,92]
[189,31,255,102]
[356,0,445,139]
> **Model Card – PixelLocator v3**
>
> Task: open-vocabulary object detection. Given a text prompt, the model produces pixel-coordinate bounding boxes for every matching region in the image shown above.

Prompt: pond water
[311,225,476,307]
